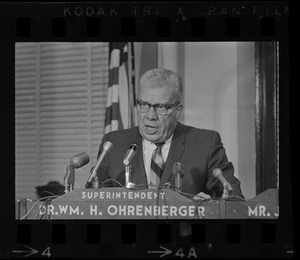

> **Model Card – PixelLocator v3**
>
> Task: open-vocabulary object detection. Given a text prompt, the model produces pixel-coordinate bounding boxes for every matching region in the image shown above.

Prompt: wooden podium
[16,188,278,220]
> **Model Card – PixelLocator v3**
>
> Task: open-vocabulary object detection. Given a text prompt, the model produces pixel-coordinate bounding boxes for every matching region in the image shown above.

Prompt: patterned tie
[150,142,165,187]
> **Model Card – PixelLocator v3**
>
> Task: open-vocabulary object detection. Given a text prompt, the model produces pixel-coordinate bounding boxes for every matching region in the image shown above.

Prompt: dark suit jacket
[96,122,243,198]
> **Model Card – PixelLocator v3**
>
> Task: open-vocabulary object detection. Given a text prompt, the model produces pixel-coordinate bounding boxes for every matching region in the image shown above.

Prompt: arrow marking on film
[12,245,39,257]
[148,246,172,257]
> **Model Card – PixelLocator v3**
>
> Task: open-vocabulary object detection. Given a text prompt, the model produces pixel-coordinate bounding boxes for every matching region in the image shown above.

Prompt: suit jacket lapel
[130,129,148,187]
[160,122,186,185]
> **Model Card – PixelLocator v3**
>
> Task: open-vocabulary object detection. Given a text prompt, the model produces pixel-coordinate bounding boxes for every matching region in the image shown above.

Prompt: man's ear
[175,105,183,120]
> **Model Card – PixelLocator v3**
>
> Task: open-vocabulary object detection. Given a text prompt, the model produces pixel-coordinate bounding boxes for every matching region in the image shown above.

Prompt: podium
[16,188,278,220]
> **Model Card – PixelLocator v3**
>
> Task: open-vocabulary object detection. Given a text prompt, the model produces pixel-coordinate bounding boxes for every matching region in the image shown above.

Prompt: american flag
[104,42,137,133]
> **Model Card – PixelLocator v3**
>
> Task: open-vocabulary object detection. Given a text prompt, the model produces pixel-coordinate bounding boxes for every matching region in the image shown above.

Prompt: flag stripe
[131,44,137,105]
[106,84,119,107]
[119,63,129,128]
[110,49,120,69]
[108,67,120,86]
[105,103,121,122]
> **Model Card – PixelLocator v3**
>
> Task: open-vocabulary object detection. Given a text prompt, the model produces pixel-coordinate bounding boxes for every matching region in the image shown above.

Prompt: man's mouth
[145,125,158,133]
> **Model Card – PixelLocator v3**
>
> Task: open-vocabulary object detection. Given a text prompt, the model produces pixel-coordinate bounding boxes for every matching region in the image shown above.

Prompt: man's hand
[193,192,212,201]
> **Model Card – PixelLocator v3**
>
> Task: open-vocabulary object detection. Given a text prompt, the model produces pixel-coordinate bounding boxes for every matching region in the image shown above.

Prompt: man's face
[137,84,182,143]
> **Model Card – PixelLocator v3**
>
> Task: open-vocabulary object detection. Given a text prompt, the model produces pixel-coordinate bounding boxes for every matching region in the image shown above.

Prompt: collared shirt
[142,135,173,184]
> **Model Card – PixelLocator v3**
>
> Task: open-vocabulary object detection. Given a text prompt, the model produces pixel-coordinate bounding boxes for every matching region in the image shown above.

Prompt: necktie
[150,142,165,187]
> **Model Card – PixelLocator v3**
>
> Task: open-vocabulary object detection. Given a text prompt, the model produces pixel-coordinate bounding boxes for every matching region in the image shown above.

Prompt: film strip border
[14,221,284,258]
[0,2,288,40]
[15,14,284,39]
[0,1,291,259]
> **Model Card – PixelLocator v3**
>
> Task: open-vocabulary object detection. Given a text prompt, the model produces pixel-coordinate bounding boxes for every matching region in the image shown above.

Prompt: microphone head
[123,142,139,165]
[173,162,184,176]
[129,142,138,151]
[212,168,222,178]
[103,141,113,152]
[70,152,90,168]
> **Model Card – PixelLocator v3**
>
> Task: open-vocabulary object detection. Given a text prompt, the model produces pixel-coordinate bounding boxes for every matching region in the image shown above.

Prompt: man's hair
[139,68,183,103]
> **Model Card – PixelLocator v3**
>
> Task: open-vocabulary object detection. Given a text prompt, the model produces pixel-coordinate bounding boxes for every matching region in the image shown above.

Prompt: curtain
[15,43,109,200]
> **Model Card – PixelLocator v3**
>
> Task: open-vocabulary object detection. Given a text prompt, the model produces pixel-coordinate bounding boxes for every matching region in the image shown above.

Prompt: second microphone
[123,143,139,166]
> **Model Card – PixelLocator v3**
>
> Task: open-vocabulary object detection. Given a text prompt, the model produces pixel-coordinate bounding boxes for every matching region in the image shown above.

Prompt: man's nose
[145,106,158,120]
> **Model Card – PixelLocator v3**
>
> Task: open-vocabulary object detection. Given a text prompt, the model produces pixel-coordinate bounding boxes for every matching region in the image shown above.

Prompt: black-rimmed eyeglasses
[136,99,180,115]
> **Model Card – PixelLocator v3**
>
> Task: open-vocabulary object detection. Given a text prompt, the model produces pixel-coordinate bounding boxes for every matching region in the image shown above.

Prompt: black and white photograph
[15,42,279,220]
[0,1,292,259]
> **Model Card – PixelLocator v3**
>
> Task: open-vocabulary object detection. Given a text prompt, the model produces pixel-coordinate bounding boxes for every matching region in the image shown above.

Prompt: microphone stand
[64,164,75,193]
[92,176,99,189]
[174,170,183,192]
[125,164,136,189]
[222,183,233,199]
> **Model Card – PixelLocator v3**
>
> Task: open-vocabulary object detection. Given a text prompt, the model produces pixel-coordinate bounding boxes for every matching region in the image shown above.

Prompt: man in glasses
[96,68,243,199]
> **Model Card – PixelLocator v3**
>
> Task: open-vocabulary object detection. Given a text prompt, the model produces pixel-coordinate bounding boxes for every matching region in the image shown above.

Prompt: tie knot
[154,142,165,149]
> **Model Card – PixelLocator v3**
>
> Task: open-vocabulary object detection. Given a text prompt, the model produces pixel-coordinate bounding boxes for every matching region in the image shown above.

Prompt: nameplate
[19,188,278,219]
[26,188,220,219]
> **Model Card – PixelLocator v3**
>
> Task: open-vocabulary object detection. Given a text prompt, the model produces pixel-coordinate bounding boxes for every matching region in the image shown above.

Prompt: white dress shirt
[142,135,173,184]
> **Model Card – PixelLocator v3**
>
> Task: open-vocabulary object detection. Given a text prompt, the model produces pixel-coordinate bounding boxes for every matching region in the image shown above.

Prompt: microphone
[70,152,90,168]
[85,141,113,188]
[173,162,184,192]
[123,143,139,166]
[212,168,233,192]
[64,152,90,193]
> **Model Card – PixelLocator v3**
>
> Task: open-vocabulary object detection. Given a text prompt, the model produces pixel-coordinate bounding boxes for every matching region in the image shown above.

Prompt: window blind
[15,42,109,200]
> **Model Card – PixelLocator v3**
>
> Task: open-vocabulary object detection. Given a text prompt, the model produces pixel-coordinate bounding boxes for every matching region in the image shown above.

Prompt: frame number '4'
[41,247,51,258]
